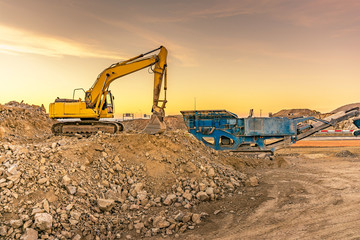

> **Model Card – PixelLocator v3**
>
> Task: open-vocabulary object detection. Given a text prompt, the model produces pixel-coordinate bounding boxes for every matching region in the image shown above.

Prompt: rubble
[0,100,259,239]
[0,101,53,141]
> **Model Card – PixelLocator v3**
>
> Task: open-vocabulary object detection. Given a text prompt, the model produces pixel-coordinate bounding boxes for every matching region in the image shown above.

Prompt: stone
[246,176,259,187]
[10,219,23,228]
[34,213,53,230]
[199,183,206,191]
[185,162,196,173]
[166,229,173,235]
[40,157,46,164]
[208,168,215,177]
[182,192,192,201]
[258,153,270,159]
[134,222,144,230]
[38,177,48,184]
[179,224,188,233]
[205,187,214,195]
[192,214,201,224]
[97,199,115,211]
[61,231,72,238]
[130,204,139,210]
[39,166,46,174]
[182,214,192,223]
[76,187,86,196]
[23,220,33,229]
[70,211,81,220]
[174,212,184,222]
[66,185,77,195]
[113,164,122,171]
[163,194,177,205]
[133,183,144,193]
[224,182,234,189]
[230,177,241,187]
[31,208,43,215]
[89,214,98,223]
[43,200,50,213]
[62,175,71,186]
[196,191,209,201]
[65,204,73,211]
[73,234,81,240]
[94,144,104,152]
[8,164,18,175]
[0,226,7,236]
[214,210,222,215]
[20,228,38,240]
[151,228,160,234]
[153,216,170,229]
[121,204,129,211]
[137,190,148,201]
[7,173,21,182]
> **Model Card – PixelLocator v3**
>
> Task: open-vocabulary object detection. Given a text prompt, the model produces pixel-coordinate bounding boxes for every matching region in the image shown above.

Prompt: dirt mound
[0,131,255,239]
[123,115,186,132]
[334,150,357,158]
[272,109,320,118]
[273,106,359,130]
[318,103,360,130]
[330,118,358,130]
[329,103,360,114]
[0,101,54,141]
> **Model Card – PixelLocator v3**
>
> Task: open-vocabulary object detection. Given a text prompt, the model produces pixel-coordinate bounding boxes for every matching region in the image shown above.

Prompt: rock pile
[0,130,251,239]
[0,101,53,141]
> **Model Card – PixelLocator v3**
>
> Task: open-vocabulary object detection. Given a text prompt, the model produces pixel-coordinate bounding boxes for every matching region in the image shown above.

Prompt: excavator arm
[85,46,168,118]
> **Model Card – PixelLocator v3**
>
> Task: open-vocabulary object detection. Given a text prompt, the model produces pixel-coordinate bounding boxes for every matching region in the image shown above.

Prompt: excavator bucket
[143,115,166,134]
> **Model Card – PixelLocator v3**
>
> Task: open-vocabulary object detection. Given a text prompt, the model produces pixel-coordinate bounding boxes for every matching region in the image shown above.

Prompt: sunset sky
[0,0,359,117]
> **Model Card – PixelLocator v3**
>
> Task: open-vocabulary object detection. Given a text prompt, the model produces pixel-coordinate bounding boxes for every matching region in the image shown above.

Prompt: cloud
[140,0,266,23]
[181,0,360,29]
[189,0,262,18]
[271,0,360,28]
[0,24,123,59]
[94,18,199,67]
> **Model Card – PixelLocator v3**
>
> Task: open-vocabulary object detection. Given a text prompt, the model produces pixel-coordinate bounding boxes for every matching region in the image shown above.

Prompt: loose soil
[179,146,360,239]
[293,140,360,147]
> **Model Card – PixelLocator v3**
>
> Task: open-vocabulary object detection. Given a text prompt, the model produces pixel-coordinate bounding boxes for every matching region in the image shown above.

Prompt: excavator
[49,46,168,135]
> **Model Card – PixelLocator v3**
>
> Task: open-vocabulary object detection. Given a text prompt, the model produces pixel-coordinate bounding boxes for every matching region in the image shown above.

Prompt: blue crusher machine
[181,108,360,153]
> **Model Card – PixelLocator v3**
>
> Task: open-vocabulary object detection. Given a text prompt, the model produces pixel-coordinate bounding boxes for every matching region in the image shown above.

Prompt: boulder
[34,213,53,230]
[97,199,115,211]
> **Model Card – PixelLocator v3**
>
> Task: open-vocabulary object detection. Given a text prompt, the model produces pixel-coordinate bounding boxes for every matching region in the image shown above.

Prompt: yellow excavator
[49,46,168,135]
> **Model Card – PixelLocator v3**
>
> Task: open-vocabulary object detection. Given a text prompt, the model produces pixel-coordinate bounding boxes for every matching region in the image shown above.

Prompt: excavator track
[52,121,124,136]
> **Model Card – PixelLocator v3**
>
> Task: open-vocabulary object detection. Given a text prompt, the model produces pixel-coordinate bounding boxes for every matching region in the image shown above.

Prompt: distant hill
[272,109,320,118]
[329,103,360,114]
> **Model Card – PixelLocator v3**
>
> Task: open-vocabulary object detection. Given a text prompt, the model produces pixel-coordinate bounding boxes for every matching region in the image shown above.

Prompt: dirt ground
[178,146,360,240]
[2,101,360,239]
[293,140,360,147]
